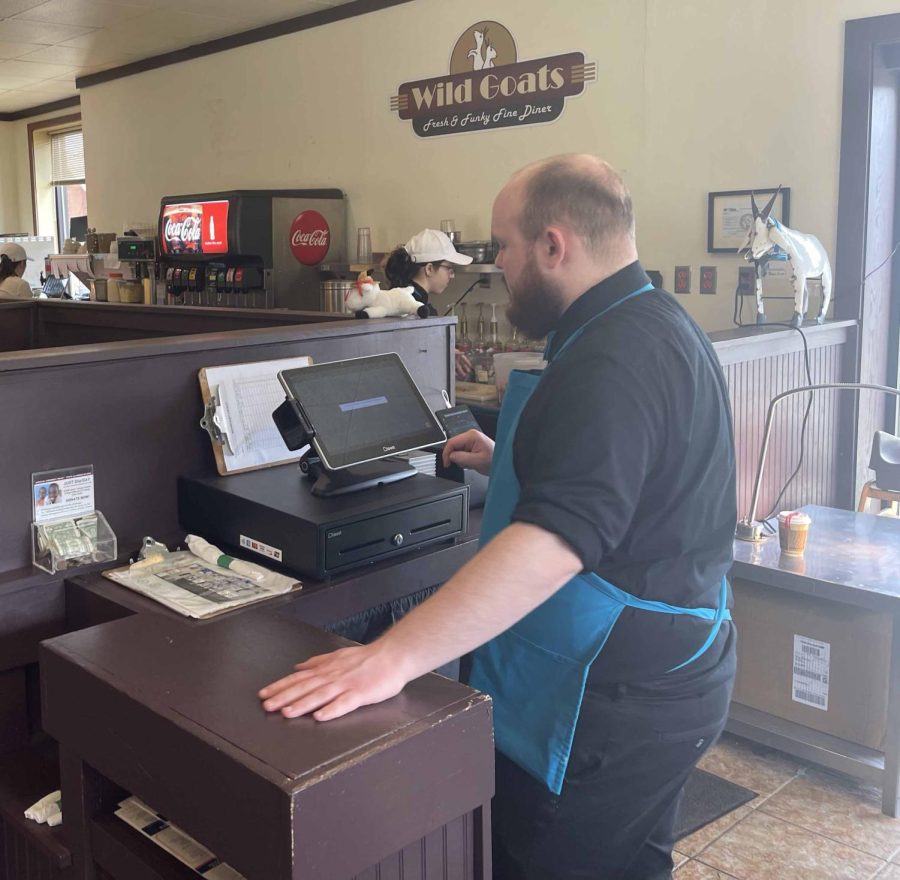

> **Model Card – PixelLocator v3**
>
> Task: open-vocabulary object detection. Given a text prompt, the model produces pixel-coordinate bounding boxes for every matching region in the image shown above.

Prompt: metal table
[729,505,900,815]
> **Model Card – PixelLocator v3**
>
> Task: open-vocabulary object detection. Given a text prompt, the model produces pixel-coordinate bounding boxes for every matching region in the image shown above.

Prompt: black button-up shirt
[511,261,736,682]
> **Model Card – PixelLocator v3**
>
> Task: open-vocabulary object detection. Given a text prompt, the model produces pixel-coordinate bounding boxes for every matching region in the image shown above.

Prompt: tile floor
[674,733,900,879]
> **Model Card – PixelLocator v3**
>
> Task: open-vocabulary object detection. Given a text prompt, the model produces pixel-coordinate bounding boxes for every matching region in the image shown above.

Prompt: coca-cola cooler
[158,189,346,310]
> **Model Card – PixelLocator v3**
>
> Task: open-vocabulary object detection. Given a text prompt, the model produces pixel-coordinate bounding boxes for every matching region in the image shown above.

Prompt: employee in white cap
[385,229,473,378]
[0,243,33,300]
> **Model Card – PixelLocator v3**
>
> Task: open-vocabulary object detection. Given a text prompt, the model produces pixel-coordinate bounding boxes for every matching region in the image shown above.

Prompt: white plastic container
[494,352,546,401]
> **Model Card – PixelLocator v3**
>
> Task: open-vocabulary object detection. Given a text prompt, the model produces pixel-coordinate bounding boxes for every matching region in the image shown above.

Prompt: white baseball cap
[404,229,473,265]
[0,243,30,262]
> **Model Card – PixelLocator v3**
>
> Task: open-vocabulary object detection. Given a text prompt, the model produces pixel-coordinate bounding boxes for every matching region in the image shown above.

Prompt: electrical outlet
[699,266,717,295]
[477,274,491,288]
[738,266,756,296]
[674,266,691,294]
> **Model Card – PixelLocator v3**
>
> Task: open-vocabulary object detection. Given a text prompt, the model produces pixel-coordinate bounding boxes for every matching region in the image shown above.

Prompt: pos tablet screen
[277,353,446,471]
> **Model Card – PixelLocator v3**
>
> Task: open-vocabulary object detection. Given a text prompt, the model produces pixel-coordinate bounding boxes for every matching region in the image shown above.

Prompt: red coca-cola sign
[290,210,330,265]
[161,200,229,255]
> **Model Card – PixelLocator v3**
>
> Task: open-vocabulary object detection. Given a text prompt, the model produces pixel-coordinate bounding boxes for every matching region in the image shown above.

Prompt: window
[49,128,87,246]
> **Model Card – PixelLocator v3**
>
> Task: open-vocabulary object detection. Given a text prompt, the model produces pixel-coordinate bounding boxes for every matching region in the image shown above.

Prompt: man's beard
[505,251,567,340]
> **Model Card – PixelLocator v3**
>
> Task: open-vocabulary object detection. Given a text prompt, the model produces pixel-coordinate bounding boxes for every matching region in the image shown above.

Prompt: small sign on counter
[32,465,94,524]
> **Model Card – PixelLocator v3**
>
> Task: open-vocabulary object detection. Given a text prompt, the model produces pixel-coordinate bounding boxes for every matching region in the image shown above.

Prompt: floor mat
[674,768,757,840]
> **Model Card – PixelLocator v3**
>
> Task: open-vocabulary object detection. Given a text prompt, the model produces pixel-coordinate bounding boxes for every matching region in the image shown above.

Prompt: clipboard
[198,355,313,475]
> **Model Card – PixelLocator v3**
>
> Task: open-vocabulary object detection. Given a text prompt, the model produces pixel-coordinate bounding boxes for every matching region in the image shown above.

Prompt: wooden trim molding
[27,113,82,236]
[0,97,80,123]
[77,0,414,89]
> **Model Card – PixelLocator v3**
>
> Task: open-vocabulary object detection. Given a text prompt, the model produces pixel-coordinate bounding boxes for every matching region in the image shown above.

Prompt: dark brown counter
[42,608,493,879]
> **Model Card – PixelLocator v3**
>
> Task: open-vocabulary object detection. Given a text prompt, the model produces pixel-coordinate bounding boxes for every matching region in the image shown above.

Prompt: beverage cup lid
[777,510,811,527]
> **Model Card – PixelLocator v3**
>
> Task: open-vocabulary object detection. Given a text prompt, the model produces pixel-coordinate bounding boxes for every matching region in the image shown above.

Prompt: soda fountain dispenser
[157,189,347,309]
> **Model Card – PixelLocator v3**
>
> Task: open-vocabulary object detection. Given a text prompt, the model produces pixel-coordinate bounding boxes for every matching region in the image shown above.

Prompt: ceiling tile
[0,0,46,15]
[0,92,39,112]
[65,9,243,55]
[0,41,45,59]
[0,73,44,88]
[0,18,96,45]
[18,44,134,66]
[168,0,327,21]
[0,0,394,102]
[0,58,76,78]
[15,0,149,28]
[17,77,77,92]
[107,0,174,6]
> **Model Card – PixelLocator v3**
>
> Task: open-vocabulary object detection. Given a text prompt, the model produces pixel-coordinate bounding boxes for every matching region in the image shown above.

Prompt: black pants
[491,624,736,880]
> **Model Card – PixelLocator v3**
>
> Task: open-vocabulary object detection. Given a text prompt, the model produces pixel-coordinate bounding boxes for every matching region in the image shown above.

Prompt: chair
[858,430,900,515]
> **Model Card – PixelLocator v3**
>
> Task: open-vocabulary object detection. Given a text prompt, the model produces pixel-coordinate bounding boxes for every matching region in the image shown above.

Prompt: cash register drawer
[177,468,468,580]
[324,495,464,571]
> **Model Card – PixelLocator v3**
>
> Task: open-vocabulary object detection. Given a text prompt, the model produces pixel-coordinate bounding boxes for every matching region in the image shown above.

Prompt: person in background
[260,155,737,879]
[0,243,33,299]
[385,229,474,379]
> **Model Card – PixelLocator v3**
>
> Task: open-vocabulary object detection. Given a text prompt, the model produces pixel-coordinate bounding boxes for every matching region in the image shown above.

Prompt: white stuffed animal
[344,273,429,319]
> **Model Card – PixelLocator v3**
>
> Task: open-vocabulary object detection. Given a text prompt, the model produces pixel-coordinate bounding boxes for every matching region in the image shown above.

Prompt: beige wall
[0,122,22,234]
[0,109,84,240]
[66,0,900,330]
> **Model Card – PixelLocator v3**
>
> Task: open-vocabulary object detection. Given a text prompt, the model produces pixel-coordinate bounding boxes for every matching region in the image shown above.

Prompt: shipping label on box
[792,635,830,711]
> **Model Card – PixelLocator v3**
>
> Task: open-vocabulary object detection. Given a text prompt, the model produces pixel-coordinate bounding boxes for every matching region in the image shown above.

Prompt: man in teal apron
[260,155,737,879]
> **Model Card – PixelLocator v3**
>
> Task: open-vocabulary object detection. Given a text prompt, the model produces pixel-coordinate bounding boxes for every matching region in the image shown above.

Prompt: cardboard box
[731,578,893,750]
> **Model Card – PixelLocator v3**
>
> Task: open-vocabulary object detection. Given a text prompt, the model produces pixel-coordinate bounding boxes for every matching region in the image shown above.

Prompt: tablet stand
[299,451,416,498]
[273,398,417,497]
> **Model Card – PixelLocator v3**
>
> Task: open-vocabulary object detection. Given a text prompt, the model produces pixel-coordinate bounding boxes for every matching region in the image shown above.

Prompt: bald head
[503,154,636,262]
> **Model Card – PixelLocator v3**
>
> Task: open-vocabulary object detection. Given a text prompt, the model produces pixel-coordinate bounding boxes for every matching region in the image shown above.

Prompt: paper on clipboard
[199,356,313,475]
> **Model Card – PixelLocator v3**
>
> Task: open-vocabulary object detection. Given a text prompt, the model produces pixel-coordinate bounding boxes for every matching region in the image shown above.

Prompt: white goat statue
[739,188,833,328]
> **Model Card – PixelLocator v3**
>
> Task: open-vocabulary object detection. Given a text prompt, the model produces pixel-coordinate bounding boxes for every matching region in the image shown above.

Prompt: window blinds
[50,128,85,186]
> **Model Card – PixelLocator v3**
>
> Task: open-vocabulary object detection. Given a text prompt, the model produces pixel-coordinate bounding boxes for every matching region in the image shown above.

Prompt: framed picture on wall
[707,187,791,253]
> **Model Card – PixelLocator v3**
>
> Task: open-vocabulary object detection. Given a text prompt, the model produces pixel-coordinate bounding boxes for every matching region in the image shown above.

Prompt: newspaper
[103,550,299,619]
[115,796,245,879]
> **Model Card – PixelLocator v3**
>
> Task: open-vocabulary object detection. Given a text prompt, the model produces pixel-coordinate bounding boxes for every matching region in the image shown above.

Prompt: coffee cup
[777,510,811,556]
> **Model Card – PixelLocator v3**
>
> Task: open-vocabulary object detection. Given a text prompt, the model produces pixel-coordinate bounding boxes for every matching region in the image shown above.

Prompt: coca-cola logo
[290,210,330,265]
[164,216,201,243]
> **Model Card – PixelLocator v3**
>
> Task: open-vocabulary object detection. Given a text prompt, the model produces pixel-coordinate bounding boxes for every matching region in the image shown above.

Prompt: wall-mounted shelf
[318,263,503,275]
[318,263,379,275]
[457,264,502,274]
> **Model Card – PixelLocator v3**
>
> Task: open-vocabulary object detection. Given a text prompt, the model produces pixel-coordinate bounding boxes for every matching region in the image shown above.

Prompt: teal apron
[468,283,731,796]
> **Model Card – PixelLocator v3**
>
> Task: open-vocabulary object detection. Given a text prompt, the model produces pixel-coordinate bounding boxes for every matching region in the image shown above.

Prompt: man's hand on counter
[258,643,413,721]
[442,428,494,476]
[259,522,582,722]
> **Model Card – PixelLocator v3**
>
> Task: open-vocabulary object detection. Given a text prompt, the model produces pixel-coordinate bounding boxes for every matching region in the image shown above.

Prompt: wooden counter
[42,608,493,879]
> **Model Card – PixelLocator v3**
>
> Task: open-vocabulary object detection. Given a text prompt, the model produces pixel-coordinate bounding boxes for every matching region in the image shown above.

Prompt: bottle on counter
[504,326,525,352]
[479,303,501,383]
[472,303,499,384]
[489,302,501,351]
[455,303,475,382]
